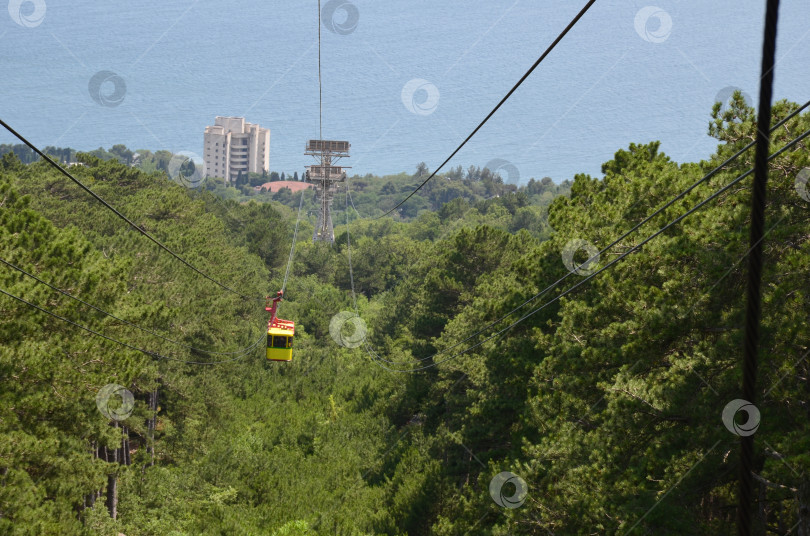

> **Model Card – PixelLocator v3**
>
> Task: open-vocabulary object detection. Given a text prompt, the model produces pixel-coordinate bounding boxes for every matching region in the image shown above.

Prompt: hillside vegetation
[1,97,808,534]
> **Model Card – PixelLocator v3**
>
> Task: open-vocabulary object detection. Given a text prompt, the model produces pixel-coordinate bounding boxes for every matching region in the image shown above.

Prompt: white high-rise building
[203,117,270,183]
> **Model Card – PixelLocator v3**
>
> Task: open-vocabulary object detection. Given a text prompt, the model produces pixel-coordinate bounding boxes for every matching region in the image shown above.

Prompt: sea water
[1,0,808,183]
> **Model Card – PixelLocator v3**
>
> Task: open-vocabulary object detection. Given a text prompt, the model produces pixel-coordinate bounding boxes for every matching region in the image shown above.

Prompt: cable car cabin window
[272,335,288,348]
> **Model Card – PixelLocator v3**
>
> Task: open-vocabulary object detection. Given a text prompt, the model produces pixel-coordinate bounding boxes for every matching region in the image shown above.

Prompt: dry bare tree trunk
[105,472,117,520]
[85,441,97,509]
[106,422,121,519]
[123,426,131,466]
[755,477,766,536]
[798,481,810,536]
[147,387,158,467]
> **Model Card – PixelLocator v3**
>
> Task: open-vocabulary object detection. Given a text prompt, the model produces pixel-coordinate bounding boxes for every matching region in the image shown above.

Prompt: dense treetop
[1,96,808,534]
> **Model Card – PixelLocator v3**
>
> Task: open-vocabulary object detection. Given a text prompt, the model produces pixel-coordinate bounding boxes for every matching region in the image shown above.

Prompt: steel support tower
[305,140,350,243]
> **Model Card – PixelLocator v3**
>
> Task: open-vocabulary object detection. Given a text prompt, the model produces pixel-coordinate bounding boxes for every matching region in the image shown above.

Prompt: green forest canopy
[1,96,809,534]
[0,143,570,222]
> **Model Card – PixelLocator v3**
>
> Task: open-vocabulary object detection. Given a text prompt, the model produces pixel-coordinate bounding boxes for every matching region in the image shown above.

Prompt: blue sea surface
[1,0,808,183]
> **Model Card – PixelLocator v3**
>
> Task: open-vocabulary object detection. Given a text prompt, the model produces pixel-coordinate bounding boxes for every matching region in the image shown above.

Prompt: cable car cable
[0,117,264,302]
[360,125,810,370]
[343,183,386,366]
[392,126,810,372]
[346,187,358,311]
[282,188,306,295]
[263,188,306,363]
[410,102,810,362]
[0,285,265,365]
[263,0,321,363]
[318,0,323,140]
[357,126,810,372]
[347,103,809,367]
[0,256,264,357]
[377,0,597,219]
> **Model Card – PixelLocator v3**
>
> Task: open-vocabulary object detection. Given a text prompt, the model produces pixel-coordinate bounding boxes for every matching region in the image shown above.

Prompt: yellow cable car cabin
[266,291,295,362]
[267,320,294,361]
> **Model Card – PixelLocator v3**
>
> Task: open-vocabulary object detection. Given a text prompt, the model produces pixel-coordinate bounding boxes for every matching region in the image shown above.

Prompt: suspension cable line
[0,128,309,363]
[405,100,810,361]
[0,285,265,365]
[318,0,323,140]
[349,101,809,366]
[0,256,262,357]
[419,127,810,372]
[282,188,306,295]
[377,0,597,219]
[354,91,806,366]
[346,183,358,311]
[355,125,810,372]
[0,117,264,302]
